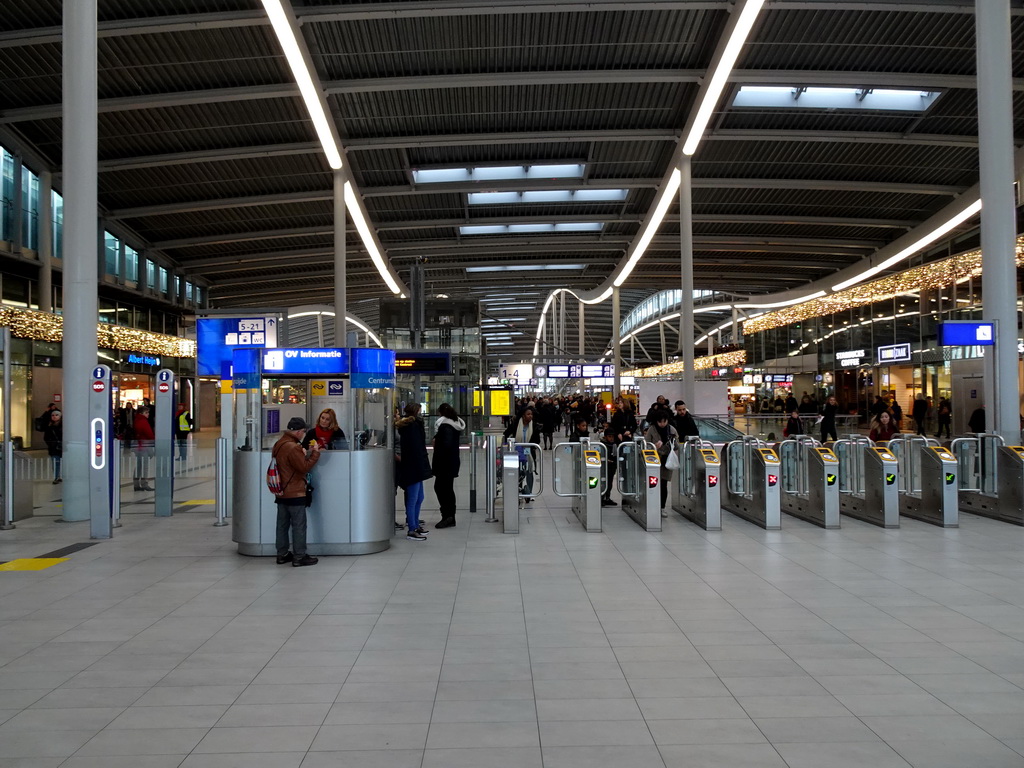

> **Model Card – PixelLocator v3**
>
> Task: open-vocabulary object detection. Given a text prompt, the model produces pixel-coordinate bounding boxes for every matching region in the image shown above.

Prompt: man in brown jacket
[273,417,321,566]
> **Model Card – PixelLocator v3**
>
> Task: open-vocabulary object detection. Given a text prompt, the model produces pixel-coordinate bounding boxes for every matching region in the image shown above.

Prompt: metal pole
[612,287,621,398]
[334,171,347,346]
[214,437,229,526]
[1,441,12,531]
[559,290,566,357]
[469,432,479,514]
[61,0,98,523]
[38,170,53,312]
[976,0,1020,443]
[485,434,499,522]
[679,156,696,407]
[659,320,667,364]
[111,438,121,528]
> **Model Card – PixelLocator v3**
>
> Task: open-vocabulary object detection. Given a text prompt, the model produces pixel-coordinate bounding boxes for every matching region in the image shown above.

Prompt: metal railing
[951,433,1004,494]
[508,440,544,499]
[832,435,875,495]
[779,435,821,495]
[726,436,768,498]
[885,434,938,494]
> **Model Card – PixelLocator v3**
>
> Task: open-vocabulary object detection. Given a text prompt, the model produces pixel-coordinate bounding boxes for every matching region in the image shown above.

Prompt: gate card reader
[780,443,840,529]
[899,445,958,528]
[958,444,1024,525]
[672,441,722,531]
[840,446,899,528]
[723,440,781,530]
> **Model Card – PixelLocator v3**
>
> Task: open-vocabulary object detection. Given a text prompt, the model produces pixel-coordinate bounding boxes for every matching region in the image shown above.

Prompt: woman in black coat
[395,403,433,540]
[432,403,465,528]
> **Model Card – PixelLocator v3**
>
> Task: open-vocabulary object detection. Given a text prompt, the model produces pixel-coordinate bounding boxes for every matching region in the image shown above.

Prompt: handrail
[886,434,931,494]
[552,441,583,498]
[509,440,544,498]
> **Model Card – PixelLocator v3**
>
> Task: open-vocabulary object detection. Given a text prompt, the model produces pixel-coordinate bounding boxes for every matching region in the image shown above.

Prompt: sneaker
[52,479,60,484]
[406,531,427,541]
[292,554,318,567]
[600,498,615,507]
[435,517,456,528]
[415,527,430,535]
[661,509,668,518]
[604,498,617,506]
[276,552,293,564]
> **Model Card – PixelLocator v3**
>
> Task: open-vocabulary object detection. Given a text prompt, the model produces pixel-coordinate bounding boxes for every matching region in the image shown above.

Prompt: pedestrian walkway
[0,447,1023,768]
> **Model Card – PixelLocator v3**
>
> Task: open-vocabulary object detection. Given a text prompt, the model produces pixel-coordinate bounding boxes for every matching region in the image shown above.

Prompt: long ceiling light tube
[261,0,343,170]
[831,198,982,291]
[613,168,682,287]
[682,0,767,156]
[344,181,403,295]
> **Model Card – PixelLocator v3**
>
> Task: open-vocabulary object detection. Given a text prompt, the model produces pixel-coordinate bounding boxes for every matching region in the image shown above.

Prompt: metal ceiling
[1,0,1022,360]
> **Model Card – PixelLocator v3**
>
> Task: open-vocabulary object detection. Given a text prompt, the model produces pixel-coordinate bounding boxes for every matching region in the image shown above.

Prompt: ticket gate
[501,439,542,534]
[723,437,781,529]
[617,438,662,531]
[778,436,840,529]
[833,435,900,528]
[553,439,605,532]
[953,433,1024,525]
[887,435,958,528]
[672,437,722,531]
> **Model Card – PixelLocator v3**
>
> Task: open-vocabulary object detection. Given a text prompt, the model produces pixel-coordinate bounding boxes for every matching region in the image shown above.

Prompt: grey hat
[287,417,307,431]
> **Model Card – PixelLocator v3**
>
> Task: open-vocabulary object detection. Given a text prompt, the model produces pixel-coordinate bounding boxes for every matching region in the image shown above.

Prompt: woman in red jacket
[869,410,899,444]
[133,406,155,491]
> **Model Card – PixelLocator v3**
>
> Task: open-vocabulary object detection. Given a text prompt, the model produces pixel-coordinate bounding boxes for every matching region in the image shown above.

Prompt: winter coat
[644,423,678,481]
[271,432,321,500]
[869,424,899,443]
[820,402,838,430]
[304,426,348,451]
[674,411,700,438]
[395,416,432,489]
[133,413,155,450]
[431,416,465,478]
[42,421,62,457]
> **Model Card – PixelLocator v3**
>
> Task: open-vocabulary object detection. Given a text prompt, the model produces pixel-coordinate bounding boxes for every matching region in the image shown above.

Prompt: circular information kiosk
[230,347,396,556]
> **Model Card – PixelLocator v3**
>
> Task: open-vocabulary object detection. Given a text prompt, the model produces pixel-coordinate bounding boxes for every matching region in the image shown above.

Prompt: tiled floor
[2,446,1024,768]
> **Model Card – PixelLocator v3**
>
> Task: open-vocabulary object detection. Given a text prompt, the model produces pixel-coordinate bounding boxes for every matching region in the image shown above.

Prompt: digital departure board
[394,350,452,374]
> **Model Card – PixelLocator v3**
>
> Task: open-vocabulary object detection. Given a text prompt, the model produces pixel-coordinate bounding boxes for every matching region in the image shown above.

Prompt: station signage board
[939,321,995,346]
[395,350,452,374]
[877,343,912,364]
[197,316,279,376]
[262,348,348,376]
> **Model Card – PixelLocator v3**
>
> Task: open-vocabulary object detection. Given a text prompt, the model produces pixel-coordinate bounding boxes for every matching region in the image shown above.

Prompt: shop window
[125,246,138,282]
[22,167,39,250]
[104,232,120,276]
[159,266,168,295]
[146,259,155,290]
[52,191,63,259]
[1,148,13,242]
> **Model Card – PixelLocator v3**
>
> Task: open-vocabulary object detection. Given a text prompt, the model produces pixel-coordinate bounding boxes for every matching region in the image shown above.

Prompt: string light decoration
[625,350,746,378]
[0,306,196,358]
[744,238,1024,335]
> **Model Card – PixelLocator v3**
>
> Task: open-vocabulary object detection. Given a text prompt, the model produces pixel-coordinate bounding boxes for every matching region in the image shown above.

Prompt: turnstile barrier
[672,436,722,530]
[501,439,543,533]
[723,436,781,530]
[954,434,1024,525]
[617,437,662,531]
[834,436,899,528]
[779,436,840,529]
[888,435,958,528]
[553,439,603,531]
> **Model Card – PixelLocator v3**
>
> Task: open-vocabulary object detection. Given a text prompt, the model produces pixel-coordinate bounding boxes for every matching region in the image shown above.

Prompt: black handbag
[304,473,314,507]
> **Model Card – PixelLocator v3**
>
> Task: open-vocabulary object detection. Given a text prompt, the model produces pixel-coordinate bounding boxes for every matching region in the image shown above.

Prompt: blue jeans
[404,482,424,531]
[51,455,61,480]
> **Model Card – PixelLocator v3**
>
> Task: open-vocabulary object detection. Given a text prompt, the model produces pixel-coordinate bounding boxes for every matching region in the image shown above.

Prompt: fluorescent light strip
[745,291,827,309]
[415,163,585,184]
[831,199,982,291]
[467,264,586,273]
[260,0,342,170]
[460,222,603,235]
[613,168,682,287]
[468,189,627,205]
[682,0,766,156]
[344,181,402,295]
[286,310,383,347]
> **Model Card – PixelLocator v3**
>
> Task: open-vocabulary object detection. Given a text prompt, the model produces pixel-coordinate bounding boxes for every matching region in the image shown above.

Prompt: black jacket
[395,416,433,489]
[431,417,465,478]
[609,408,638,440]
[43,421,62,457]
[674,411,700,438]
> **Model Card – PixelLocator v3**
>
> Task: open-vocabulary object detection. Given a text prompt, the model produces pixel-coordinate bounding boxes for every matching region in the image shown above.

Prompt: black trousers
[434,474,457,519]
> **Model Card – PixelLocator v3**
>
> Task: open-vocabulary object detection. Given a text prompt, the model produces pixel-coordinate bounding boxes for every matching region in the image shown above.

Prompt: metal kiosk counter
[231,347,397,556]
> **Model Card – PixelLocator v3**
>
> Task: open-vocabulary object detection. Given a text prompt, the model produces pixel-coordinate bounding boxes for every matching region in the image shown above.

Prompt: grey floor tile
[536,698,641,721]
[541,745,667,768]
[658,743,790,768]
[426,722,539,749]
[861,714,996,742]
[435,681,536,700]
[539,720,653,747]
[754,715,883,743]
[775,742,913,768]
[735,694,852,719]
[647,718,767,745]
[0,729,98,758]
[420,746,542,768]
[180,754,306,768]
[61,756,187,768]
[76,727,209,756]
[216,702,330,727]
[107,704,227,729]
[637,696,749,720]
[299,751,423,768]
[193,725,319,754]
[431,699,537,723]
[325,701,430,725]
[311,722,429,751]
[886,739,1024,768]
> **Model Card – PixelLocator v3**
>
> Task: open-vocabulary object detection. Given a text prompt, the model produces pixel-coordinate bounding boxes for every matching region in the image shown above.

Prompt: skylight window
[468,189,628,205]
[460,223,603,236]
[732,85,940,112]
[467,264,586,273]
[414,163,585,185]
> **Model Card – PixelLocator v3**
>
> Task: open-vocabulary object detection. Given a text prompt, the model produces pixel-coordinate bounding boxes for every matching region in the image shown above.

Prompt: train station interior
[2,2,1024,767]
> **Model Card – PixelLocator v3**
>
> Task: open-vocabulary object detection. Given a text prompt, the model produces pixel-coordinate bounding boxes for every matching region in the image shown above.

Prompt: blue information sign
[261,348,349,376]
[939,321,995,347]
[351,348,396,389]
[197,317,279,376]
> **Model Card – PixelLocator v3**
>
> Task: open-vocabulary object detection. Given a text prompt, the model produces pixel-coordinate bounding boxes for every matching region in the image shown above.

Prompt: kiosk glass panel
[354,388,391,449]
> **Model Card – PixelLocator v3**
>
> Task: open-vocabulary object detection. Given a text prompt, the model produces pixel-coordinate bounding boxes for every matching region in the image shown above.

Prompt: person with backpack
[271,417,321,566]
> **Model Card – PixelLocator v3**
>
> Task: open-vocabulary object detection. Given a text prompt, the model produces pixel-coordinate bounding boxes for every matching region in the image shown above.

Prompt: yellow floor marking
[0,558,69,571]
[182,500,215,505]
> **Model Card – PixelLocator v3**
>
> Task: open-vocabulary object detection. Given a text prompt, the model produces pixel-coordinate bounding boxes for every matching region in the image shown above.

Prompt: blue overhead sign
[351,348,396,389]
[939,321,995,347]
[196,316,279,376]
[261,348,349,376]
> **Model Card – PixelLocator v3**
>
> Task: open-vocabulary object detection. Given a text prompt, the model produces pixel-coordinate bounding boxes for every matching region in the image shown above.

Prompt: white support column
[333,171,347,346]
[612,287,621,398]
[679,156,695,406]
[559,290,566,356]
[976,0,1020,442]
[38,170,52,312]
[578,300,585,360]
[731,306,740,345]
[61,0,98,523]
[659,320,667,364]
